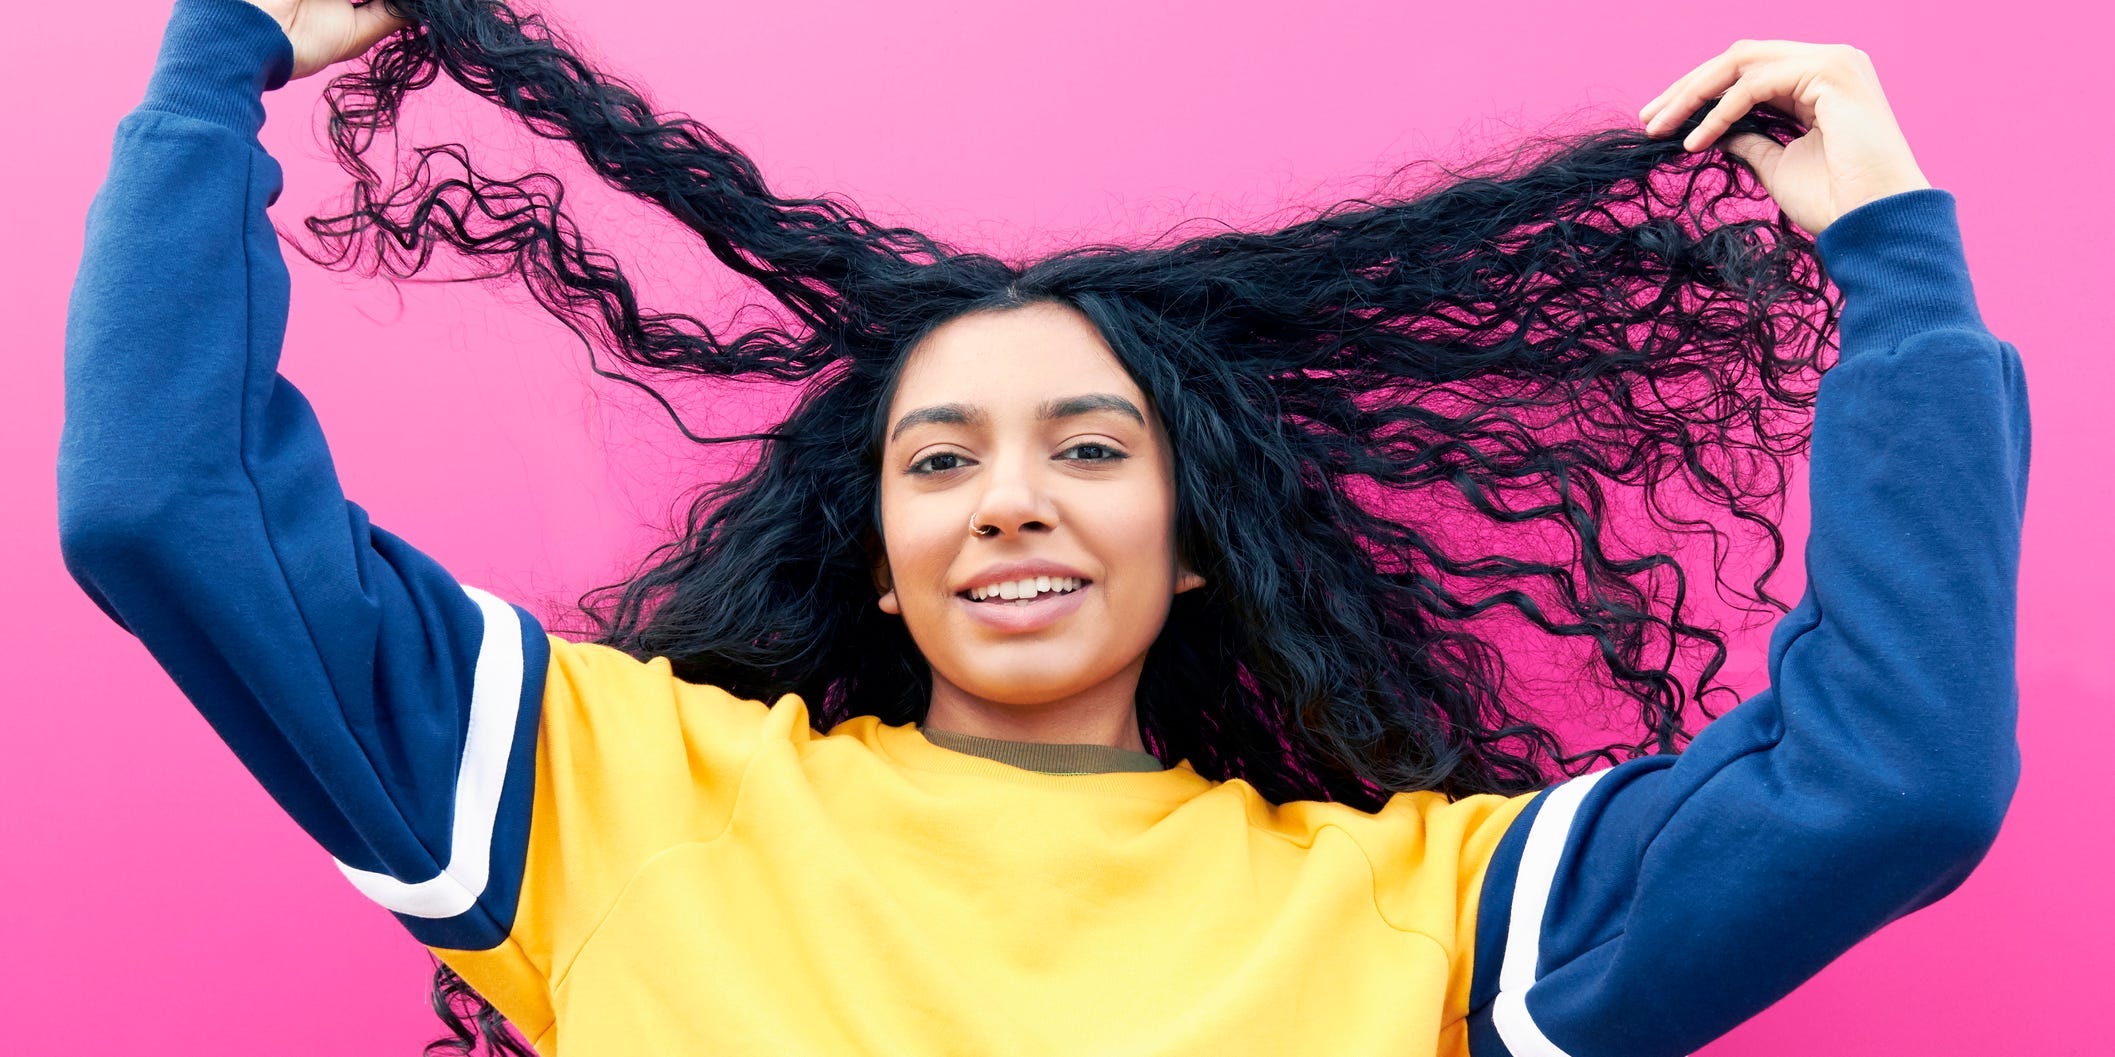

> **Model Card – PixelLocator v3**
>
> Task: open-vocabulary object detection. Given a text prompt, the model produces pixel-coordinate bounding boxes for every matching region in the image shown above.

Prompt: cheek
[1106,507,1171,564]
[1092,483,1181,598]
[1112,472,1179,551]
[880,491,956,595]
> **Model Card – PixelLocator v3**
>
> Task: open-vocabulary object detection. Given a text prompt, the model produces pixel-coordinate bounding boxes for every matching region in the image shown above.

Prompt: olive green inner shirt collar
[918,726,1168,775]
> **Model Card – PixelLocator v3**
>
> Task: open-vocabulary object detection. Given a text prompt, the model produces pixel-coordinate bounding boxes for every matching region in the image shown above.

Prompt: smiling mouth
[958,578,1091,604]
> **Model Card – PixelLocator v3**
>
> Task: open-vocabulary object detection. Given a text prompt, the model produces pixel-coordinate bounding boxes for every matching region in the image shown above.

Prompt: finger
[1683,83,1758,152]
[1644,40,1786,133]
[350,1,414,52]
[1694,55,1816,152]
[1721,132,1783,182]
[1640,50,1734,126]
[1649,62,1742,134]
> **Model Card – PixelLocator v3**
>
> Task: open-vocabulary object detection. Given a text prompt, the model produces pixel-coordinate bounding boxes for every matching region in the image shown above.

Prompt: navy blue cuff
[140,0,296,139]
[1813,187,1988,360]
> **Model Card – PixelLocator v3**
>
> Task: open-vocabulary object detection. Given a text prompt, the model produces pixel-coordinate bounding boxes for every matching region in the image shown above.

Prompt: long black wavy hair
[292,2,1836,1052]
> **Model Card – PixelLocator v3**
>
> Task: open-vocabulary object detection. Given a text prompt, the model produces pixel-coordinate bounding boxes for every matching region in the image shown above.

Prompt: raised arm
[1462,186,2029,1057]
[57,0,549,966]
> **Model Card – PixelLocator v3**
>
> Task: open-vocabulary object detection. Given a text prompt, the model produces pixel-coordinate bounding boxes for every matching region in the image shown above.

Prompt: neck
[922,664,1148,752]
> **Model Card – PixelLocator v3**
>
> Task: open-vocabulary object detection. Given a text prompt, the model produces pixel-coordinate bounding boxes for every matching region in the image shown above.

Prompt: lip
[956,580,1091,634]
[952,559,1094,597]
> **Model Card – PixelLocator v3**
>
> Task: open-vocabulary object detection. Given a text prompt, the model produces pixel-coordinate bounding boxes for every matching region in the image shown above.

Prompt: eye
[907,451,969,475]
[1061,442,1128,463]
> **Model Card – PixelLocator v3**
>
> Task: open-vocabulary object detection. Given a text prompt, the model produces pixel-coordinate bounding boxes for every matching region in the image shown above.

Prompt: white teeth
[967,576,1082,602]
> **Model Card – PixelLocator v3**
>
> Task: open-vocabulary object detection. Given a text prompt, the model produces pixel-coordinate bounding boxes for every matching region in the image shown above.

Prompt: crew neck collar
[854,717,1217,801]
[919,725,1168,774]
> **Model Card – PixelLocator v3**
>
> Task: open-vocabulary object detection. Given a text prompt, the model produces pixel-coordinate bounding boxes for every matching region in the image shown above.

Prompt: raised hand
[1639,40,1934,237]
[238,0,413,81]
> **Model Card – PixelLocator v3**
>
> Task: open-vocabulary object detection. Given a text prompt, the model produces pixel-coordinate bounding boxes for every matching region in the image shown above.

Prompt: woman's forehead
[888,303,1143,416]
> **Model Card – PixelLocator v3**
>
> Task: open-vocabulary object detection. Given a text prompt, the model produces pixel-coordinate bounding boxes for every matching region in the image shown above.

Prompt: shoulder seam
[1320,821,1454,957]
[543,651,763,990]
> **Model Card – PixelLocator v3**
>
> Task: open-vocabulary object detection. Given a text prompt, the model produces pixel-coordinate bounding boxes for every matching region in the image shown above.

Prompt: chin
[945,652,1118,706]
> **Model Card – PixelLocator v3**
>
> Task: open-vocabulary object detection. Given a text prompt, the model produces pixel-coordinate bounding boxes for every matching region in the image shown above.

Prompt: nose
[970,449,1059,538]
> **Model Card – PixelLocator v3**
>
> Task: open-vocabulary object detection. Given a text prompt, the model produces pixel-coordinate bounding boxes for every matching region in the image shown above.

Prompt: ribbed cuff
[139,0,296,139]
[1814,187,1988,360]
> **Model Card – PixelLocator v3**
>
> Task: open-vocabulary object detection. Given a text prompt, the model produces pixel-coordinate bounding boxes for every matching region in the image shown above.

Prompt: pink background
[4,0,2106,1052]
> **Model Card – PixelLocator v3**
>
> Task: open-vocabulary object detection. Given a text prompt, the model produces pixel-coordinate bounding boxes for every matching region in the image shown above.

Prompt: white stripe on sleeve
[332,584,527,920]
[1491,766,1614,1057]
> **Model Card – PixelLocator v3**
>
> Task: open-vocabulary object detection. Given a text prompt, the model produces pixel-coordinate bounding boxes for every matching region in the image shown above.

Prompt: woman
[58,0,2028,1054]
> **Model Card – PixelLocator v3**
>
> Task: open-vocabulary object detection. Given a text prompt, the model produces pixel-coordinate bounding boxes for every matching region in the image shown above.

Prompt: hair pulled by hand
[240,0,414,81]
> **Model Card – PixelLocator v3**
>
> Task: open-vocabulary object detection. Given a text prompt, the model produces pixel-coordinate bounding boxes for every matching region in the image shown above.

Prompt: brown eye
[909,452,968,475]
[1061,443,1126,463]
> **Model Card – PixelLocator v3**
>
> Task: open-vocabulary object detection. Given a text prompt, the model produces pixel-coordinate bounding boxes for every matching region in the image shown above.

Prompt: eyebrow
[888,393,1146,443]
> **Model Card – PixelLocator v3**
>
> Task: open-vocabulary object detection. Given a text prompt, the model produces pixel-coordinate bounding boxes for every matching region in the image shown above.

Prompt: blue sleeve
[1463,188,2029,1057]
[56,0,548,954]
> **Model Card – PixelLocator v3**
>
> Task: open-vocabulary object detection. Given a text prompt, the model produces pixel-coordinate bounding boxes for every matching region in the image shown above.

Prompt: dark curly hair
[292,2,1836,1052]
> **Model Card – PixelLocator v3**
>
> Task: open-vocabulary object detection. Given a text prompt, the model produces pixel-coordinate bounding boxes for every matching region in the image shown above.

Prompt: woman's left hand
[1638,40,1933,237]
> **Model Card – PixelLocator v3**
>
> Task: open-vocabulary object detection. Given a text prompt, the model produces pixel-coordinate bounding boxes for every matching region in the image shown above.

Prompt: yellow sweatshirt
[440,638,1533,1054]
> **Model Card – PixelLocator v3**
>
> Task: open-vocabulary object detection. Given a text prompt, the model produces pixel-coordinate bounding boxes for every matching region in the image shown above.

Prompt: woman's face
[875,302,1204,715]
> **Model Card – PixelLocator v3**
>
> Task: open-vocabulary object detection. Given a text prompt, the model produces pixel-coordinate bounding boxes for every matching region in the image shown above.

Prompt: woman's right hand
[239,0,413,81]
